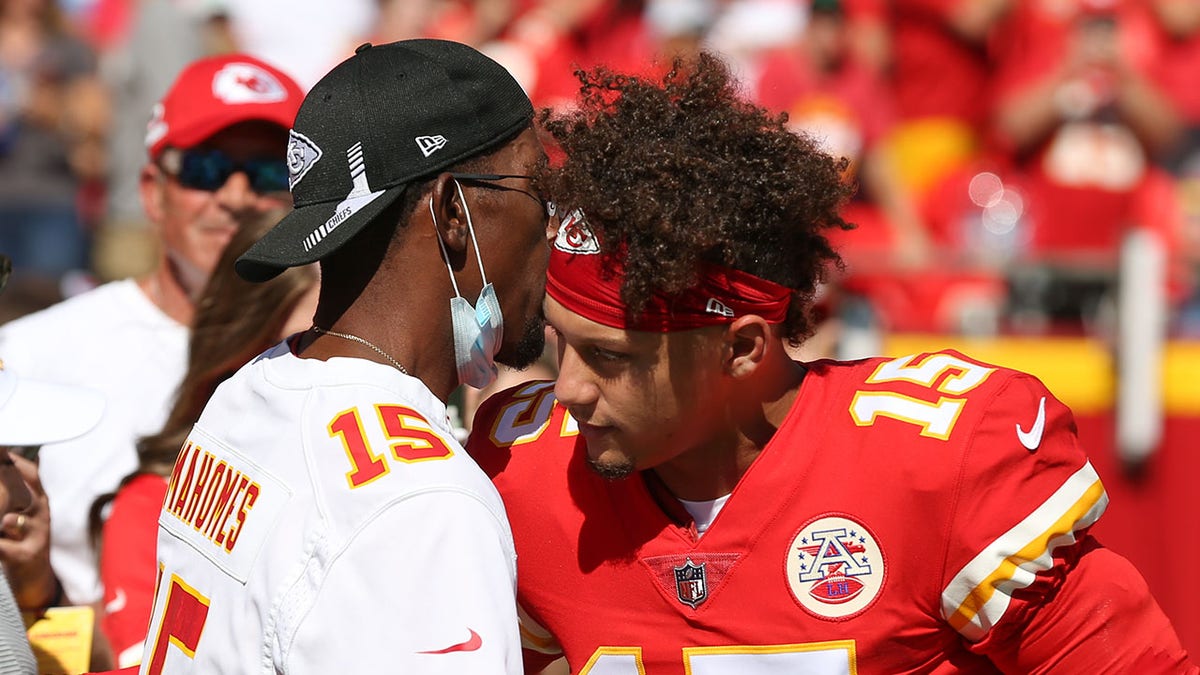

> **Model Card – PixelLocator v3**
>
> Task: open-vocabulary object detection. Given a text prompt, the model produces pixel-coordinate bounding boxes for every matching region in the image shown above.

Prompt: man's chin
[496,315,546,370]
[585,453,636,482]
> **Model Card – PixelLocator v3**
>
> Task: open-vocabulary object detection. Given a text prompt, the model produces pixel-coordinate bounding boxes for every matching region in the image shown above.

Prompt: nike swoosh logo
[1016,396,1047,451]
[419,628,482,654]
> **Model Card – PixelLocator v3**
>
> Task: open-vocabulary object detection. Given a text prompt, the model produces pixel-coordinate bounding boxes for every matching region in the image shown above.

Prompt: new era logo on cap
[416,135,447,157]
[705,298,735,317]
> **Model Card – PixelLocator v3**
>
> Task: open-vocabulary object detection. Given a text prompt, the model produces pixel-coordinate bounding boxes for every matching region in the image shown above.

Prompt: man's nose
[553,345,599,411]
[214,170,258,214]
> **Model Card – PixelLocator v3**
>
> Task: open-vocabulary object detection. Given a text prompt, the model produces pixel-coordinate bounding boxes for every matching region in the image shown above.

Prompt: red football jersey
[468,350,1193,674]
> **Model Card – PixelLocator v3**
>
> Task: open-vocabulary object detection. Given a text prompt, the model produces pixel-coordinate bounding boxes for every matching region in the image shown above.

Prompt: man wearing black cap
[139,40,551,673]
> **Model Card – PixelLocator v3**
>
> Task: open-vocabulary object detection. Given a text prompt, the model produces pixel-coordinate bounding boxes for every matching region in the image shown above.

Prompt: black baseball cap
[236,39,534,282]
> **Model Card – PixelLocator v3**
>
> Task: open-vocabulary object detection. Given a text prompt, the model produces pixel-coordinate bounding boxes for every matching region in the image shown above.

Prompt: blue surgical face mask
[430,181,504,388]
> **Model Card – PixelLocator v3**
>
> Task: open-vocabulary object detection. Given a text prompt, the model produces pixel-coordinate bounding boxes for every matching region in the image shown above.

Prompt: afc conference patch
[786,513,886,620]
[674,559,708,609]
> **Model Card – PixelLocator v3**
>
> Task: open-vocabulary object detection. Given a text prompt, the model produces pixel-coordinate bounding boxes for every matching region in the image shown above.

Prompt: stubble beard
[497,313,547,370]
[585,454,636,481]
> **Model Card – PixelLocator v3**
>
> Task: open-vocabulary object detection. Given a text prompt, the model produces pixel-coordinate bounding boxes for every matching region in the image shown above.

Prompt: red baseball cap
[1079,0,1121,15]
[145,53,305,159]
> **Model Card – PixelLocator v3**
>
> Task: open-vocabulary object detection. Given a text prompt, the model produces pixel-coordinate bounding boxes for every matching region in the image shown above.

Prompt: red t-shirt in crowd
[889,0,994,126]
[100,473,168,667]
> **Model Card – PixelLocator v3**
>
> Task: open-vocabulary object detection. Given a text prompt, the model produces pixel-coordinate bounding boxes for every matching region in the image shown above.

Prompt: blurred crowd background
[1,0,1199,663]
[2,0,1200,345]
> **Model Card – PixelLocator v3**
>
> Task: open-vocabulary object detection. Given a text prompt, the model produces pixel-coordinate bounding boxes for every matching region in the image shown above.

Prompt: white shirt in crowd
[0,279,188,603]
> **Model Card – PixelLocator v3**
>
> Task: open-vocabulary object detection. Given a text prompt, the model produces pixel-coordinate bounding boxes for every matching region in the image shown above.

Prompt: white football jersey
[140,342,521,674]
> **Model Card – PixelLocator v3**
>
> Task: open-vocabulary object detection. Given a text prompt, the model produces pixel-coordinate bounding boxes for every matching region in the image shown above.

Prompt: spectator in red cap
[0,53,303,614]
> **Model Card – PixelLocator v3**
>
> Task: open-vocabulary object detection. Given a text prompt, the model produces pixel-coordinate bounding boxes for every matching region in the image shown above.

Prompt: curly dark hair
[537,53,853,344]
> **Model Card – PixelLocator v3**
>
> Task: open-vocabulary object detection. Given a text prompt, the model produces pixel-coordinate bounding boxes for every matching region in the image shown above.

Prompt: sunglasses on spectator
[160,148,290,194]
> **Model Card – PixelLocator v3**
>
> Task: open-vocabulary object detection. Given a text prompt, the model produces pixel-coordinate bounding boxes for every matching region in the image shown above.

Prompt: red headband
[545,209,793,331]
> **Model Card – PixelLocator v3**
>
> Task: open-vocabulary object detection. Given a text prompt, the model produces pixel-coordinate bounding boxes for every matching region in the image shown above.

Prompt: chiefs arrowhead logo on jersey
[786,514,886,620]
[674,559,707,609]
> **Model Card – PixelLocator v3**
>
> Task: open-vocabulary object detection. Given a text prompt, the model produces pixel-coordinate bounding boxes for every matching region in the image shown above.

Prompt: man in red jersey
[466,53,1196,674]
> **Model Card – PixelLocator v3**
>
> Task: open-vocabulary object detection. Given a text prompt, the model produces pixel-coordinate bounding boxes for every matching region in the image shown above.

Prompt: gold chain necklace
[310,326,409,375]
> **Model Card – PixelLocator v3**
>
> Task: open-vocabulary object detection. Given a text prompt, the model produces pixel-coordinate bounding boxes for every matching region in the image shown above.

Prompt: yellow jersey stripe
[941,462,1107,640]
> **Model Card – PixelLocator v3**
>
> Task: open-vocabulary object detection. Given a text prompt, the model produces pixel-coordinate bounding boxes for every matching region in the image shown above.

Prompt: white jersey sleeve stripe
[941,461,1108,641]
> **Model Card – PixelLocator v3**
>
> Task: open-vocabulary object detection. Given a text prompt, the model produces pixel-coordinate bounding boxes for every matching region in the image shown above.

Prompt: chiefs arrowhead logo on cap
[212,63,288,105]
[553,209,600,255]
[286,129,322,189]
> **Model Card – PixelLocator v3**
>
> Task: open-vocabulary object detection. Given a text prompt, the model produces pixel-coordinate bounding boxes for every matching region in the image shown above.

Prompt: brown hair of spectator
[537,52,853,344]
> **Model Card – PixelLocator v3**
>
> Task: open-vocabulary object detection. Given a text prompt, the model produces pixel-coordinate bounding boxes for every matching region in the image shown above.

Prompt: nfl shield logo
[674,559,708,608]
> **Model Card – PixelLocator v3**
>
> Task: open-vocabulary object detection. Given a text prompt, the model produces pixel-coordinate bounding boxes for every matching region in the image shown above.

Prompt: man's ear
[429,173,470,255]
[724,315,771,379]
[139,163,167,228]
